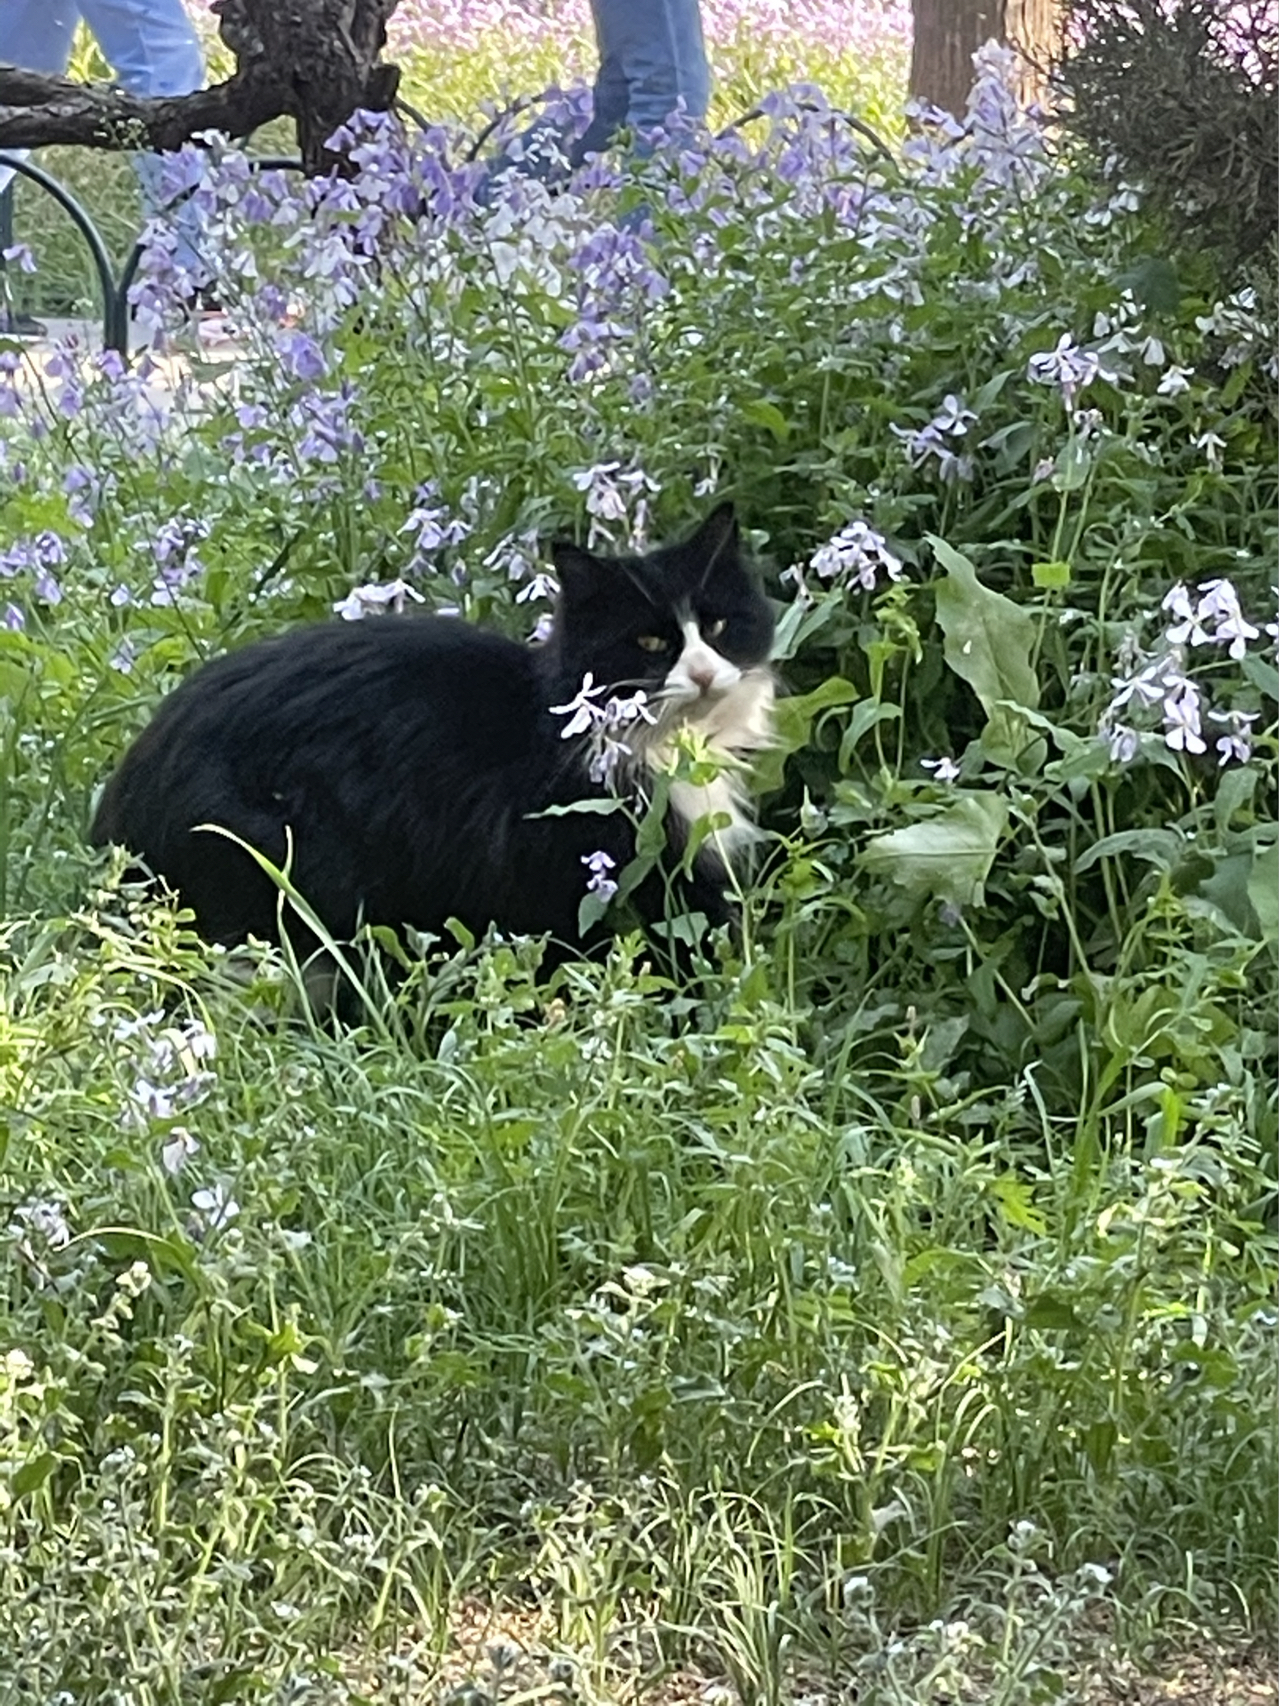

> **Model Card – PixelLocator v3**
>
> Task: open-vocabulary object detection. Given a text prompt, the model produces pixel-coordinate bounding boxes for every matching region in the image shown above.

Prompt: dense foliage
[1056,0,1278,268]
[0,24,1275,1704]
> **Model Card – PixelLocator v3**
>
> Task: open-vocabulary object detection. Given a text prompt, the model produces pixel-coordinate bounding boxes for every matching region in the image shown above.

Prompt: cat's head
[544,503,775,729]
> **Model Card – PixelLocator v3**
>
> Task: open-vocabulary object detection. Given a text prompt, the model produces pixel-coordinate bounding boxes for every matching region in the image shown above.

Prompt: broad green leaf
[12,1453,58,1498]
[1051,436,1092,492]
[1243,652,1279,702]
[753,676,859,793]
[1246,839,1278,941]
[859,791,1008,909]
[740,398,790,441]
[1075,828,1185,875]
[1116,254,1181,312]
[927,535,1040,769]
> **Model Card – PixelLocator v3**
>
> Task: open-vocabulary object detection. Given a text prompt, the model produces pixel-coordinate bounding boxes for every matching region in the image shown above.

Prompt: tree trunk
[0,0,402,172]
[909,0,1063,115]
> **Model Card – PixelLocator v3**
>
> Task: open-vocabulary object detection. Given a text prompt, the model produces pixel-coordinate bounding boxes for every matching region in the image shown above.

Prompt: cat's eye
[636,634,669,653]
[703,618,727,640]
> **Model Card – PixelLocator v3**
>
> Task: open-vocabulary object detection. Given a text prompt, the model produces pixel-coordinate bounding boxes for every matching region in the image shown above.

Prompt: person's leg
[578,0,709,156]
[0,3,80,193]
[75,0,203,96]
[78,0,206,279]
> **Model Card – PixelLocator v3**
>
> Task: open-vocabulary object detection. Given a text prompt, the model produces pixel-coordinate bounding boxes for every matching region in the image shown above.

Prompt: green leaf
[577,886,614,936]
[991,1173,1047,1235]
[1116,255,1181,313]
[740,398,790,442]
[529,798,624,818]
[95,1229,198,1283]
[1051,435,1091,492]
[859,791,1008,909]
[1243,652,1279,703]
[1024,1295,1083,1331]
[927,535,1040,769]
[1031,560,1071,590]
[1075,828,1185,875]
[12,1453,58,1498]
[838,701,901,771]
[1246,839,1279,941]
[752,676,859,793]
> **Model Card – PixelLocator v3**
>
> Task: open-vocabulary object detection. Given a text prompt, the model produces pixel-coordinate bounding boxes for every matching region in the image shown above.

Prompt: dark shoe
[0,307,46,337]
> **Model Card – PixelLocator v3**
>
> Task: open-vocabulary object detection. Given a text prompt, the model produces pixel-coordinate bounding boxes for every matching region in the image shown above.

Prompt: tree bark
[0,0,402,173]
[909,0,1063,115]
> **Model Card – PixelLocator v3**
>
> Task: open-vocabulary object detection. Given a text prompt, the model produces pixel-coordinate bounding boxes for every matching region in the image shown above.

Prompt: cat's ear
[685,501,740,574]
[551,539,608,602]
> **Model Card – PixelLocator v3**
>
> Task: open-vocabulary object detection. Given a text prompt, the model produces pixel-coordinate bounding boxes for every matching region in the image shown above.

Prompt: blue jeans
[576,0,710,159]
[0,0,205,272]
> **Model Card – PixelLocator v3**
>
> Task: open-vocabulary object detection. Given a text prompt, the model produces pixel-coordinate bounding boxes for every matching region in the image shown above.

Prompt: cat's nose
[689,662,718,694]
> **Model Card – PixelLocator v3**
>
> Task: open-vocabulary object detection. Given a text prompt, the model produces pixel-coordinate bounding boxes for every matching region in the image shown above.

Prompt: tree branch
[0,0,403,172]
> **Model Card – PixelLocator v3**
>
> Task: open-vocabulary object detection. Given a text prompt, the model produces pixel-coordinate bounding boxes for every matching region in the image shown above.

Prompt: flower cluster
[1100,575,1269,766]
[581,849,618,902]
[550,673,659,785]
[0,528,67,607]
[794,518,904,593]
[333,578,427,621]
[115,1009,218,1132]
[571,463,661,549]
[1162,579,1260,662]
[891,392,979,482]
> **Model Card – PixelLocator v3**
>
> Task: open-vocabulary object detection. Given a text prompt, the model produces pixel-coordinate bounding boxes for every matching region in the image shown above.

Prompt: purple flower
[1028,334,1102,407]
[804,520,903,591]
[277,329,328,383]
[1106,724,1140,764]
[1209,708,1258,766]
[582,849,618,901]
[2,603,24,632]
[550,675,657,785]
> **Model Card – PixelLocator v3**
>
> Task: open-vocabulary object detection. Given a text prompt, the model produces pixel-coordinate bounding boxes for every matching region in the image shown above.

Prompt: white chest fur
[652,667,776,869]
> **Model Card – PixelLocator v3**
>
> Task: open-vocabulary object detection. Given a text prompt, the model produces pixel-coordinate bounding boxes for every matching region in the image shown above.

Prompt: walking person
[575,0,711,160]
[0,0,207,322]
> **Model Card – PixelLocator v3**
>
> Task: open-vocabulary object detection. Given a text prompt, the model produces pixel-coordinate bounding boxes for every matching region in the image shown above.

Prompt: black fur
[90,504,774,965]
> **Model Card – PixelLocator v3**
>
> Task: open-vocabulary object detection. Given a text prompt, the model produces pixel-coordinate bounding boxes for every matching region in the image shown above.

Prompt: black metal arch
[0,146,305,359]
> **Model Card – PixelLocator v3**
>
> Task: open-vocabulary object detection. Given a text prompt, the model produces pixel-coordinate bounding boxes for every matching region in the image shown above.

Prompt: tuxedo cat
[90,504,776,970]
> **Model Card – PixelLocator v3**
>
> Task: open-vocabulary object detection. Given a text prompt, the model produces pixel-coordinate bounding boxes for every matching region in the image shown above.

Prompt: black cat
[90,504,776,972]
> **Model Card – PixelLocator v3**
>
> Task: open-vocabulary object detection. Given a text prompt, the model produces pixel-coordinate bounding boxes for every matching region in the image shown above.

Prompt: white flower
[191,1182,239,1230]
[549,672,607,739]
[1028,333,1101,406]
[1162,582,1210,648]
[921,755,961,782]
[9,1198,71,1250]
[132,1078,176,1122]
[1209,708,1258,766]
[1106,723,1139,764]
[1162,680,1205,754]
[932,393,977,436]
[1193,429,1226,472]
[161,1127,200,1175]
[809,520,903,591]
[333,578,425,621]
[1156,364,1194,397]
[514,572,559,605]
[1197,578,1259,660]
